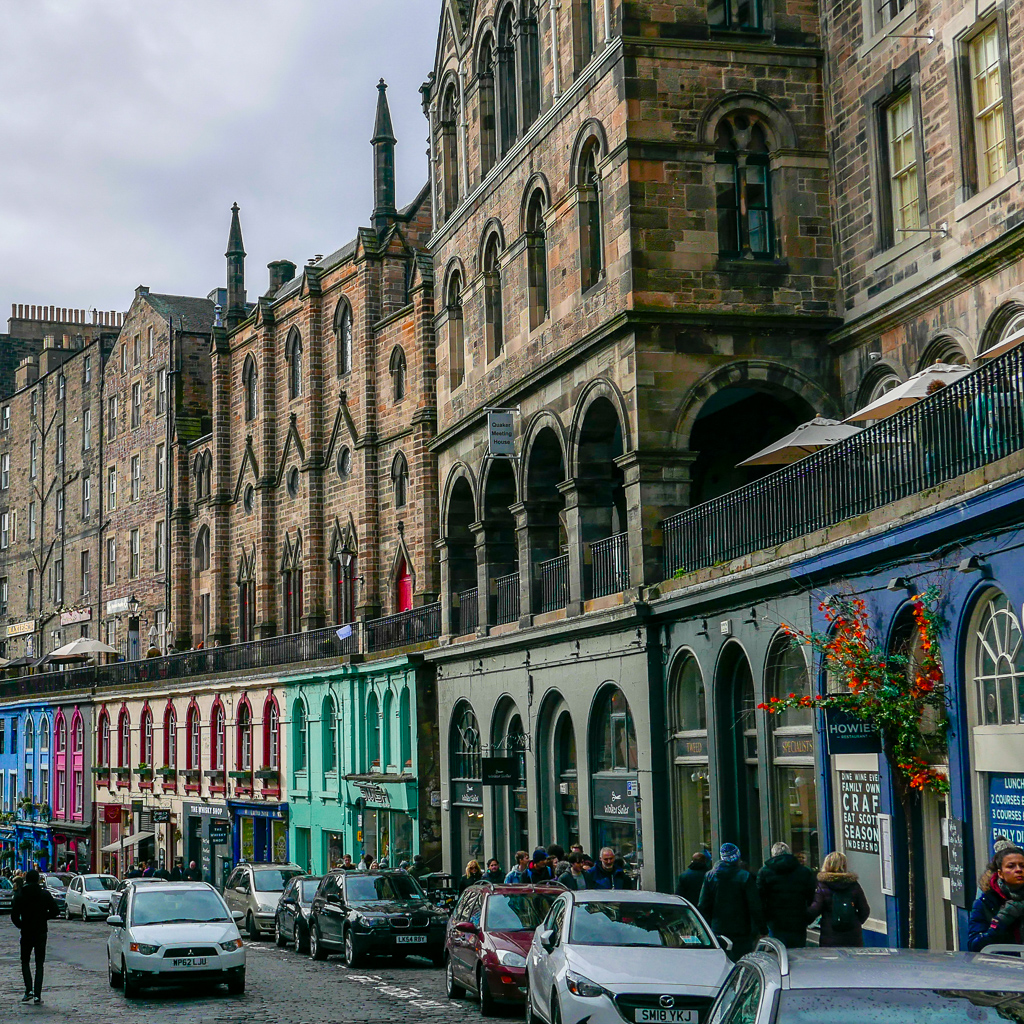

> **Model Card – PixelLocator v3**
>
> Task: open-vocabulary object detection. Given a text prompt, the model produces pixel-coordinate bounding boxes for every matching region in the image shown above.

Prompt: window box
[204,769,225,780]
[180,768,200,780]
[255,768,279,781]
[91,766,110,775]
[228,770,252,780]
[136,766,153,780]
[156,766,177,779]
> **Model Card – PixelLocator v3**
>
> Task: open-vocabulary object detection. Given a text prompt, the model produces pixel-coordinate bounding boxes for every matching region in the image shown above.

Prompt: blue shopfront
[229,801,289,865]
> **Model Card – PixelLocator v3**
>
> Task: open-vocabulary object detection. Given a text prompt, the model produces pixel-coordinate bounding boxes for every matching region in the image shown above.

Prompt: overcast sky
[0,0,440,319]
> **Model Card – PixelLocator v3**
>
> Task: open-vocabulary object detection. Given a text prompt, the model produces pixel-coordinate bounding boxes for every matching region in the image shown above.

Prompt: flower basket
[255,768,279,781]
[228,770,252,780]
[156,766,177,778]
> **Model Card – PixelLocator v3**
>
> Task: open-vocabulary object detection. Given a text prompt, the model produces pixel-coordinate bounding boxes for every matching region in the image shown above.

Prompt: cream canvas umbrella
[845,363,972,423]
[47,636,119,660]
[738,416,863,467]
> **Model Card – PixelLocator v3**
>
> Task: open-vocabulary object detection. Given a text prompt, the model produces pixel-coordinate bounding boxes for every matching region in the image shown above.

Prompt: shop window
[451,702,481,781]
[592,686,637,771]
[972,591,1024,726]
[293,700,308,773]
[670,654,711,874]
[322,696,337,773]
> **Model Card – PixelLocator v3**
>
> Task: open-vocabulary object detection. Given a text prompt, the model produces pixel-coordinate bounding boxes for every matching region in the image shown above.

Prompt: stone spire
[225,202,246,330]
[371,78,397,237]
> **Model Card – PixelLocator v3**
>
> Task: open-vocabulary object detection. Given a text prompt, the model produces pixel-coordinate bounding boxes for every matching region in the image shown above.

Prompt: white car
[106,881,246,997]
[66,874,119,920]
[526,890,732,1024]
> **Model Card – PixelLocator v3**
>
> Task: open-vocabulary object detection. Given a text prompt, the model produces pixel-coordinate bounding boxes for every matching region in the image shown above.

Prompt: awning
[100,830,154,853]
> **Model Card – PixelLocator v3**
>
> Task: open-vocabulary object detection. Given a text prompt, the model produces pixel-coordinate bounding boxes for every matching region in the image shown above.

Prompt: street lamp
[127,595,141,661]
[127,594,141,617]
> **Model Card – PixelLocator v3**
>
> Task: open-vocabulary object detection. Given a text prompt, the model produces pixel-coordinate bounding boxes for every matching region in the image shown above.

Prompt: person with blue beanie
[698,843,765,961]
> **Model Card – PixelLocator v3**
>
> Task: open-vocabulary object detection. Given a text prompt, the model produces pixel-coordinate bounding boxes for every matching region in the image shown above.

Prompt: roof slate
[144,293,216,334]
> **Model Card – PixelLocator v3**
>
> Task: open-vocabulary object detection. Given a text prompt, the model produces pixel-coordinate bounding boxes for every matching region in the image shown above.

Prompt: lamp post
[127,594,140,661]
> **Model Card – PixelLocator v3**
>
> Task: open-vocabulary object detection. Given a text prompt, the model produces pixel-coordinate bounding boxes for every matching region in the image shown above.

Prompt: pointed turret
[372,78,397,237]
[225,202,246,330]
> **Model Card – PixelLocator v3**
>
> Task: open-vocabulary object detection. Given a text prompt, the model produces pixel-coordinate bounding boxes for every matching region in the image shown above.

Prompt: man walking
[698,844,765,962]
[583,848,631,890]
[756,842,817,948]
[185,860,202,881]
[11,868,58,1003]
[557,853,589,890]
[504,850,529,884]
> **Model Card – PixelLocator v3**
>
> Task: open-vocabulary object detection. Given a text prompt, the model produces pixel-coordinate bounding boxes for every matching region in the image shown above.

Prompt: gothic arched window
[243,355,257,421]
[526,190,549,329]
[715,113,774,259]
[335,301,353,376]
[286,328,303,399]
[483,233,504,361]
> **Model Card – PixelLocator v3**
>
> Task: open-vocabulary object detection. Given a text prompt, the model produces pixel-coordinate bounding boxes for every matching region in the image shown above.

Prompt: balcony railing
[495,572,521,625]
[590,532,629,598]
[663,344,1024,577]
[364,603,442,653]
[538,555,570,613]
[456,588,479,635]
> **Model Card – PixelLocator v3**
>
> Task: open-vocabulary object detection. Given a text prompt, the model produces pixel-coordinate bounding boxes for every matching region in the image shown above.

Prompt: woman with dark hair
[968,845,1024,951]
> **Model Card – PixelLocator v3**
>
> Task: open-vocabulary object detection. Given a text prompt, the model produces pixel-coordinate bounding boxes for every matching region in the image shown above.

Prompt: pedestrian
[185,860,202,882]
[169,859,183,882]
[969,845,1024,951]
[11,868,58,1004]
[459,859,484,893]
[570,843,584,856]
[483,858,504,884]
[398,860,410,873]
[698,844,765,962]
[143,860,156,878]
[154,862,171,881]
[407,854,425,877]
[757,842,817,948]
[583,847,631,890]
[527,847,554,884]
[675,851,712,905]
[557,853,588,890]
[807,851,870,948]
[504,850,530,884]
[126,861,142,879]
[358,853,373,871]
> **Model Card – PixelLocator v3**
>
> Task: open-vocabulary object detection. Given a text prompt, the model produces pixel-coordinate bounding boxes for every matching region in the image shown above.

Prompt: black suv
[308,870,448,967]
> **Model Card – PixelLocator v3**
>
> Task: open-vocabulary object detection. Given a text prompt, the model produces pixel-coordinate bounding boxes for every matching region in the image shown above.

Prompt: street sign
[487,410,515,457]
[481,756,518,786]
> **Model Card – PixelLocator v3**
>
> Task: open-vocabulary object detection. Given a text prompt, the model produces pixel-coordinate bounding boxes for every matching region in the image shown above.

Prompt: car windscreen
[252,868,303,892]
[85,876,118,891]
[300,880,321,902]
[778,988,1024,1022]
[131,889,231,926]
[346,874,425,903]
[568,902,715,948]
[484,894,557,932]
[41,876,66,891]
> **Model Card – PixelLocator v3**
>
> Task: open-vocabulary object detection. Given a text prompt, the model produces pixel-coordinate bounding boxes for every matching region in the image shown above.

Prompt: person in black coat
[968,845,1024,951]
[698,844,766,962]
[756,842,817,948]
[483,858,505,884]
[807,851,870,947]
[676,851,711,905]
[11,869,59,1003]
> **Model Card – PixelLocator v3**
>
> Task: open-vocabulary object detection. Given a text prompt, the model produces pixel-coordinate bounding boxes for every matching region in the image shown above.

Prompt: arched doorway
[447,477,477,633]
[589,686,638,867]
[538,693,579,849]
[449,702,484,871]
[670,653,711,876]
[525,427,567,613]
[483,459,519,625]
[715,643,763,867]
[492,700,529,866]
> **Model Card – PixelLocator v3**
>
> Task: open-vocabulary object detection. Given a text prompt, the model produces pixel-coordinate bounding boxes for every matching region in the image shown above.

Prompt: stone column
[510,501,533,626]
[471,520,490,634]
[558,479,584,617]
[437,539,452,636]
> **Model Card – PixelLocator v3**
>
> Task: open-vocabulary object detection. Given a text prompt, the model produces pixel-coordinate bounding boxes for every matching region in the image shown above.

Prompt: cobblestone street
[0,918,488,1024]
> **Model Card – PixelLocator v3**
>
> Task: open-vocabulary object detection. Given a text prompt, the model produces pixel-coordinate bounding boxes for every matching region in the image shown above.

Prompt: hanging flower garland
[759,586,949,795]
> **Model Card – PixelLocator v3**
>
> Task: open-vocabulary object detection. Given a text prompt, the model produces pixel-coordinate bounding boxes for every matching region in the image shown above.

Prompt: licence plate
[394,934,428,944]
[636,1011,696,1023]
[172,957,208,967]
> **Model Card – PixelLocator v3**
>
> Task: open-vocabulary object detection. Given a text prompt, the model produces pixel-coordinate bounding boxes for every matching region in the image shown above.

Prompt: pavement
[0,915,493,1023]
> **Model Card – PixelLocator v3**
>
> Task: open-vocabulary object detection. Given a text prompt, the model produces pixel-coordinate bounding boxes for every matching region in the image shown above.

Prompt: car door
[531,897,567,1022]
[318,875,345,946]
[707,966,766,1024]
[280,879,298,940]
[66,877,79,915]
[107,889,129,971]
[451,889,483,984]
[223,868,240,915]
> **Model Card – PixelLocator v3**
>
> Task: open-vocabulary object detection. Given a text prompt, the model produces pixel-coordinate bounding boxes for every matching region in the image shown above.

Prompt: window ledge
[716,257,789,273]
[865,232,928,274]
[954,165,1021,222]
[858,3,916,59]
[709,27,770,40]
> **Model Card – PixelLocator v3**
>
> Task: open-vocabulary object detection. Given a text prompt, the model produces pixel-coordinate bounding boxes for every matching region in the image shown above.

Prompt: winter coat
[557,869,589,891]
[698,862,766,958]
[483,869,505,884]
[968,876,1024,951]
[11,881,59,937]
[675,862,711,905]
[458,873,484,893]
[503,867,528,884]
[583,863,631,890]
[528,862,555,884]
[756,854,817,945]
[807,871,870,947]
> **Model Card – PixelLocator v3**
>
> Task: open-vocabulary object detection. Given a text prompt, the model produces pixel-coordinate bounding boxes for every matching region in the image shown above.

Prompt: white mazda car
[106,881,246,997]
[526,890,732,1024]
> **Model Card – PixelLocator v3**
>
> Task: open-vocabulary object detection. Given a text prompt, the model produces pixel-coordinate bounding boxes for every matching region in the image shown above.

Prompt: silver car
[222,862,303,939]
[0,876,12,913]
[706,939,1024,1024]
[66,873,119,920]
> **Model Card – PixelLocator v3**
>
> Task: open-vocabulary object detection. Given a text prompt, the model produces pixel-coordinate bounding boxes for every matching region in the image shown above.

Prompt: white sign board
[487,410,516,457]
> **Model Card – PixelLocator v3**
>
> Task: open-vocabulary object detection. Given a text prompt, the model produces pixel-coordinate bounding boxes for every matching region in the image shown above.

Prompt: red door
[396,559,413,612]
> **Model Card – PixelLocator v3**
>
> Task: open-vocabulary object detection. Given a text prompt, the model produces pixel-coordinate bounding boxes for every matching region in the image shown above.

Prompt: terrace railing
[456,588,479,635]
[538,554,570,613]
[364,603,442,653]
[494,572,521,625]
[590,532,630,598]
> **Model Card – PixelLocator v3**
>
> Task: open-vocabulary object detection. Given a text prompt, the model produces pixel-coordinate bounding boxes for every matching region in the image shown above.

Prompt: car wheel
[275,917,286,947]
[246,911,258,940]
[445,956,466,1000]
[122,960,139,999]
[108,958,123,989]
[309,924,327,961]
[344,928,364,968]
[227,972,245,996]
[81,904,89,923]
[478,967,499,1017]
[294,922,309,955]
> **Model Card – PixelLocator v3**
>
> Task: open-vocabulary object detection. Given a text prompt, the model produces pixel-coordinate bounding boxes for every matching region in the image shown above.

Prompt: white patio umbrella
[845,363,972,423]
[47,636,119,660]
[980,324,1024,360]
[738,416,863,467]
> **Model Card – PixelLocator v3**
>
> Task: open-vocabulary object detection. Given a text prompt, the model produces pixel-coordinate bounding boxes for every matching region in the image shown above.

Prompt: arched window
[382,690,394,769]
[39,715,49,751]
[395,554,413,613]
[399,688,412,768]
[194,454,207,500]
[497,5,518,156]
[25,716,33,752]
[526,190,549,329]
[574,0,601,70]
[98,712,110,766]
[209,703,225,772]
[590,686,638,866]
[715,113,773,258]
[55,715,66,753]
[286,328,303,399]
[366,692,381,768]
[264,697,280,770]
[186,704,200,770]
[520,1,541,130]
[483,233,504,361]
[494,707,529,861]
[333,551,357,625]
[335,301,353,376]
[322,695,337,773]
[282,538,303,634]
[709,0,762,30]
[55,714,67,816]
[194,526,210,572]
[141,706,153,766]
[554,709,579,845]
[392,452,409,509]
[592,686,637,772]
[293,700,308,772]
[578,139,604,291]
[118,708,130,768]
[477,35,497,177]
[446,269,465,389]
[72,714,83,753]
[451,702,481,780]
[450,701,483,867]
[669,652,710,873]
[237,703,252,771]
[242,355,257,421]
[163,704,177,768]
[972,592,1024,725]
[389,346,407,402]
[440,81,461,219]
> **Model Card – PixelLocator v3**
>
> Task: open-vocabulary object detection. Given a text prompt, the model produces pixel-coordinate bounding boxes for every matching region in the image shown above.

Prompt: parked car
[106,881,246,998]
[222,862,303,939]
[66,873,119,920]
[38,874,68,919]
[707,939,1024,1024]
[274,874,322,953]
[526,890,732,1024]
[445,883,562,1015]
[308,869,448,967]
[0,876,12,914]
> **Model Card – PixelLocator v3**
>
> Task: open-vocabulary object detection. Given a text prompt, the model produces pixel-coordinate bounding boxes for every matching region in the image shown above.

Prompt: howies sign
[838,770,881,853]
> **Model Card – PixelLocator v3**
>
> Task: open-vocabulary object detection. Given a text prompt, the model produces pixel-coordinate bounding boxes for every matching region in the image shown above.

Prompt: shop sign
[487,409,516,457]
[355,782,391,807]
[183,801,229,820]
[103,805,123,824]
[481,756,518,786]
[673,734,708,760]
[60,607,92,626]
[989,774,1024,846]
[837,770,881,853]
[452,781,482,807]
[106,597,131,615]
[7,619,35,638]
[592,777,637,822]
[152,809,171,824]
[773,732,814,759]
[825,709,880,754]
[209,820,231,845]
[229,803,287,820]
[946,817,967,909]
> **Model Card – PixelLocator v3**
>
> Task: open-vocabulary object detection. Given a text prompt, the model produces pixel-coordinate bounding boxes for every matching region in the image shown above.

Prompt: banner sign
[60,607,92,626]
[481,756,519,786]
[837,770,881,854]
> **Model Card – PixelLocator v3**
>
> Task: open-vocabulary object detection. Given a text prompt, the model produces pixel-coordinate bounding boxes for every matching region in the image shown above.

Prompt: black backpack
[831,887,857,931]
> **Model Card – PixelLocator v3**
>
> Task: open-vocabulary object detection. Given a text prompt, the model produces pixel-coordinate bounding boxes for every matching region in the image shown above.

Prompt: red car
[445,883,562,1014]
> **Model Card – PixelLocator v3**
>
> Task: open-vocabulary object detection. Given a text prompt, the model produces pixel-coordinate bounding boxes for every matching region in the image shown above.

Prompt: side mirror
[106,914,123,927]
[455,921,477,935]
[231,911,244,922]
[235,886,248,894]
[717,934,734,952]
[540,927,556,951]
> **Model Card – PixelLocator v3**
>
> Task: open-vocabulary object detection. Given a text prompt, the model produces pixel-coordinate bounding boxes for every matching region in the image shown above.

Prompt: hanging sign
[487,410,516,457]
[481,757,518,786]
[825,708,881,754]
[152,809,171,824]
[592,777,637,821]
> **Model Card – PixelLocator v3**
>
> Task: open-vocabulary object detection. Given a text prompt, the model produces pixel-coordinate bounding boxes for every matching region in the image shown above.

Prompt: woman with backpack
[808,851,870,946]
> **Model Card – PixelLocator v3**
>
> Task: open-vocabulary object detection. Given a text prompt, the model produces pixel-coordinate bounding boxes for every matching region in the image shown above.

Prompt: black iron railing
[590,532,629,598]
[364,603,441,653]
[456,588,479,634]
[538,555,570,613]
[663,344,1024,576]
[495,572,520,625]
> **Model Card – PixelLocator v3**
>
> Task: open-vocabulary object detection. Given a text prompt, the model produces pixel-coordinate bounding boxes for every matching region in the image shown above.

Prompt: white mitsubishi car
[106,881,246,997]
[526,890,732,1024]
